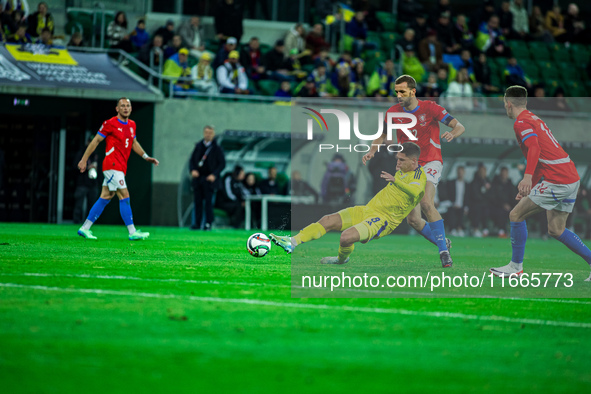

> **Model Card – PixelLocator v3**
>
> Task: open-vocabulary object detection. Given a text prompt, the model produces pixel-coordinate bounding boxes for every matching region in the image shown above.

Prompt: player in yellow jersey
[270,142,441,265]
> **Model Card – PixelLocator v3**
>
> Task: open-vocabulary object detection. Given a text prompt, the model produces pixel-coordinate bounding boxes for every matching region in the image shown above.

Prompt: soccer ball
[247,233,271,257]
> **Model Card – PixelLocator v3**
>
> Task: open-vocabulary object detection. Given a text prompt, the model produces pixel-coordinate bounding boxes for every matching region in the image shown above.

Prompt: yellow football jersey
[367,166,427,219]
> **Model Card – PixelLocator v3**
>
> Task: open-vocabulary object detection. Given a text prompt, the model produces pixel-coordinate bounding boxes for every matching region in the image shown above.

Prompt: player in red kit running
[77,97,159,240]
[362,75,466,268]
[491,86,591,281]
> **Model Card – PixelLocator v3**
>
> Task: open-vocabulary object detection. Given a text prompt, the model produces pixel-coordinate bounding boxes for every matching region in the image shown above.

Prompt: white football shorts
[529,180,579,213]
[423,161,443,187]
[102,170,128,191]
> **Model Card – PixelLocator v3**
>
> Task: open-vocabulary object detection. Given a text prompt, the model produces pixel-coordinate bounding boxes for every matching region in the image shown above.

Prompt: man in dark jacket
[218,165,247,228]
[214,0,243,44]
[189,125,226,230]
[491,166,514,237]
[73,138,99,223]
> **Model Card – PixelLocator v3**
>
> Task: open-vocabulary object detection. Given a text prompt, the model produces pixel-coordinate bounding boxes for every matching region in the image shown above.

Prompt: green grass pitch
[1,223,590,393]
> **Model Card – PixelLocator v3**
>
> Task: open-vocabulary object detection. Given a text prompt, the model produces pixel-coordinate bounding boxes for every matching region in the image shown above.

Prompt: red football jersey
[386,99,451,166]
[514,110,579,185]
[97,116,136,174]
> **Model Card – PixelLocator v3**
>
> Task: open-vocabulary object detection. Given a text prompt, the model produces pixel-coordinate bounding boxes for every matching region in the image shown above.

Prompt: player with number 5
[363,75,466,268]
[76,97,159,240]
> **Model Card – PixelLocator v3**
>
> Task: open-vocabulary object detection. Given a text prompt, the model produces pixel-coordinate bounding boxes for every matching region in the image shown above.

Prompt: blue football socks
[510,221,528,265]
[419,222,437,246]
[119,197,136,234]
[555,229,591,265]
[85,198,110,226]
[429,219,448,253]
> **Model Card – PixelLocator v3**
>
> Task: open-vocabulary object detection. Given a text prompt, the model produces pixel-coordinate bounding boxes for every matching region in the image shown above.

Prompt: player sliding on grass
[362,75,465,268]
[77,97,159,241]
[490,86,591,281]
[271,142,435,265]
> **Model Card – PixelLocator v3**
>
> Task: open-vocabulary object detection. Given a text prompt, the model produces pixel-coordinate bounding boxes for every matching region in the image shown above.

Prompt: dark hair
[395,74,417,90]
[505,85,528,107]
[137,19,145,25]
[401,142,421,159]
[41,27,51,33]
[232,165,244,178]
[115,11,128,28]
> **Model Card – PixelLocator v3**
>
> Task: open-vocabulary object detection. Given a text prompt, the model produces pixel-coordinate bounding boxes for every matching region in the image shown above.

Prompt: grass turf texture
[0,223,590,393]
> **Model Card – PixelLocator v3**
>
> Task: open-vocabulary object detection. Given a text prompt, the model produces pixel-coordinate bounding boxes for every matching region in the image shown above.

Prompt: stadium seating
[528,41,552,61]
[550,43,571,62]
[375,11,396,32]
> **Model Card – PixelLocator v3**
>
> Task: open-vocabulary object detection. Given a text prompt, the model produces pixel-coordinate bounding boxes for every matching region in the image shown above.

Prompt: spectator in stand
[163,48,195,95]
[510,0,529,41]
[243,171,262,228]
[290,171,318,203]
[217,50,250,95]
[346,11,376,57]
[7,22,31,43]
[395,28,417,60]
[565,3,587,44]
[67,31,85,47]
[368,58,395,98]
[130,19,149,51]
[436,66,449,92]
[321,154,356,204]
[26,1,52,38]
[263,39,291,81]
[574,187,591,240]
[2,8,24,34]
[275,80,292,98]
[295,75,320,97]
[453,14,474,53]
[397,0,424,23]
[219,165,247,229]
[429,0,452,24]
[333,61,353,97]
[445,68,473,111]
[306,23,330,56]
[1,0,28,16]
[35,26,52,46]
[409,13,428,44]
[284,23,306,57]
[163,34,183,60]
[418,29,444,72]
[419,72,442,98]
[349,58,367,97]
[192,52,217,95]
[284,48,309,80]
[435,11,460,55]
[245,0,270,20]
[214,0,243,44]
[212,36,237,70]
[178,16,206,59]
[107,11,132,53]
[469,164,493,237]
[443,166,468,237]
[504,56,530,89]
[243,173,261,197]
[260,167,285,195]
[310,63,338,97]
[72,138,99,224]
[139,34,164,68]
[189,125,226,231]
[554,87,573,112]
[402,48,426,83]
[473,53,499,96]
[315,49,335,70]
[470,0,495,33]
[240,36,265,81]
[498,1,515,40]
[476,15,511,58]
[529,5,553,43]
[528,83,556,111]
[154,19,174,46]
[353,0,382,32]
[545,5,567,42]
[491,166,514,238]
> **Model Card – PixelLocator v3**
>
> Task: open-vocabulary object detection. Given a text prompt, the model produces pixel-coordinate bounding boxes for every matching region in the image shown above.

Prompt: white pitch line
[1,282,590,329]
[0,272,289,288]
[2,273,591,305]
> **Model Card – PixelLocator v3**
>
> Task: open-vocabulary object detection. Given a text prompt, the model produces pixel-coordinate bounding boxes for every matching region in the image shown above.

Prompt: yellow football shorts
[337,206,403,243]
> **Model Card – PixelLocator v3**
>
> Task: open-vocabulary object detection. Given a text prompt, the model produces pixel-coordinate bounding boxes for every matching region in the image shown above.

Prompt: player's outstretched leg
[271,213,341,254]
[78,197,111,240]
[120,197,149,240]
[490,221,526,277]
[321,227,358,264]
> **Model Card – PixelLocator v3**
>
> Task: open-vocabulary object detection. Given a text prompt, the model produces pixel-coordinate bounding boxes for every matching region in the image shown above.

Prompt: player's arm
[517,134,541,198]
[441,118,465,142]
[362,133,385,165]
[132,139,159,166]
[78,134,104,173]
[380,171,424,198]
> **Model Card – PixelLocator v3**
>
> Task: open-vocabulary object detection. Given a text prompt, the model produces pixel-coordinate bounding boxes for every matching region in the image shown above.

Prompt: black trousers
[73,185,99,223]
[193,177,216,228]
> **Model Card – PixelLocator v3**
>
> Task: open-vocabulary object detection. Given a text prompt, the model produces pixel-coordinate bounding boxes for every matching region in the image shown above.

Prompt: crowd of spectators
[2,1,590,98]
